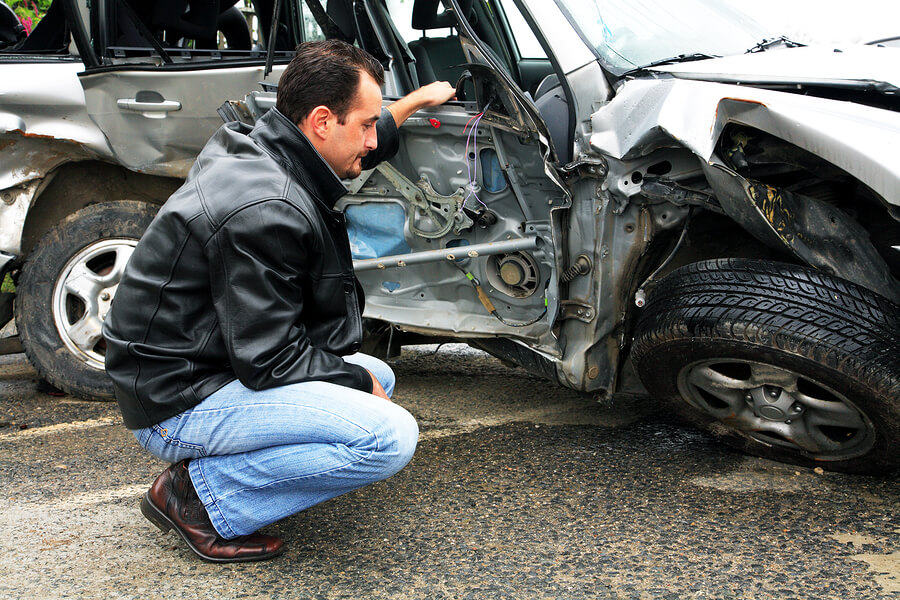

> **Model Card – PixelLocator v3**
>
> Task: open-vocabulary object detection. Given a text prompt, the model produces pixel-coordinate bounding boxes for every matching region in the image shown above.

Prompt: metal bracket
[374,162,473,239]
[559,157,609,182]
[559,300,595,323]
[640,176,723,214]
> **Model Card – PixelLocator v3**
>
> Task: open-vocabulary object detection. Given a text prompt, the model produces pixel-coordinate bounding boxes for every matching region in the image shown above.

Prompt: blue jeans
[132,353,417,539]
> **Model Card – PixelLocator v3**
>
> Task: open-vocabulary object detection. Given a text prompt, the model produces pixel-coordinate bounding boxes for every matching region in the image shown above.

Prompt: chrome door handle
[117,91,182,119]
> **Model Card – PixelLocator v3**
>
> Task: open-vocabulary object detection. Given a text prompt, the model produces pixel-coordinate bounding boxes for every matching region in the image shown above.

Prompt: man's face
[316,72,382,179]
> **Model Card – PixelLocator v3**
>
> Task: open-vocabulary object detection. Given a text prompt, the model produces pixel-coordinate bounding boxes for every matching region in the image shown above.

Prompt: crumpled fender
[589,77,900,301]
[0,62,113,191]
[589,77,900,207]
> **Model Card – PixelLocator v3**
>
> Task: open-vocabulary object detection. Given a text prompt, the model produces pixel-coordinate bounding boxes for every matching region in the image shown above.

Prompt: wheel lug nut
[785,420,792,424]
[100,292,110,301]
[768,389,779,398]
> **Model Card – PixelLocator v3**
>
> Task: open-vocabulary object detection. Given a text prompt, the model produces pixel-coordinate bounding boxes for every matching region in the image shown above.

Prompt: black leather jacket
[103,107,400,429]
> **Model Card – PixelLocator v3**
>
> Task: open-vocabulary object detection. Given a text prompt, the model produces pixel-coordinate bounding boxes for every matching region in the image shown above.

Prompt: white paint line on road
[830,533,884,547]
[418,406,604,441]
[853,552,900,593]
[0,483,149,513]
[1,407,587,445]
[57,483,148,509]
[690,457,828,493]
[828,534,900,592]
[0,415,120,442]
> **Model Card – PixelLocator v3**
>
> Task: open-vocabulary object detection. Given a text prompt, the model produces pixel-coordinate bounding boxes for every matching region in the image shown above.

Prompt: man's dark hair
[276,39,385,125]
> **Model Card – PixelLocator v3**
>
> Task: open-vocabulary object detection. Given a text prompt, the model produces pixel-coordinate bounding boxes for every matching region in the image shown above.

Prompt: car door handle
[117,98,182,111]
[116,91,182,119]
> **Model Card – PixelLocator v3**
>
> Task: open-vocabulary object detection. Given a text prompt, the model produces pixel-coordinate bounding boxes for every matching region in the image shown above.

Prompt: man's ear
[299,105,332,141]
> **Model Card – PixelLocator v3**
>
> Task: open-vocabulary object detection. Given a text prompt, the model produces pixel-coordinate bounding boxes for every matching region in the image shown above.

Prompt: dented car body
[1,0,898,472]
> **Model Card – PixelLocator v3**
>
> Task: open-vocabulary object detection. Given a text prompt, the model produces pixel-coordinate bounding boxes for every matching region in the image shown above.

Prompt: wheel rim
[676,359,876,461]
[52,239,137,371]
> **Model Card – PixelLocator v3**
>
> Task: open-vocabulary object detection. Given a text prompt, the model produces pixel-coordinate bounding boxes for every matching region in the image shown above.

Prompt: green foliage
[9,0,53,34]
[1,274,15,294]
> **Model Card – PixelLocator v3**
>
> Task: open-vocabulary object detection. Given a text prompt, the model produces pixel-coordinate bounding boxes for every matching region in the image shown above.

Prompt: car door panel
[74,0,302,177]
[343,106,565,347]
[78,66,284,177]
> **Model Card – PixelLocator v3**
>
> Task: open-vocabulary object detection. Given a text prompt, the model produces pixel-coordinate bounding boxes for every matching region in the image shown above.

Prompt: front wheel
[631,258,900,474]
[16,201,158,400]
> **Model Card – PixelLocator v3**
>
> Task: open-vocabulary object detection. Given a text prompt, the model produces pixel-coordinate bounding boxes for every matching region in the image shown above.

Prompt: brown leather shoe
[140,459,284,562]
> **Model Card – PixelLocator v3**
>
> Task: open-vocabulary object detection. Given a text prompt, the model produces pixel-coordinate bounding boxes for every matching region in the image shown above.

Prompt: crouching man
[103,40,456,562]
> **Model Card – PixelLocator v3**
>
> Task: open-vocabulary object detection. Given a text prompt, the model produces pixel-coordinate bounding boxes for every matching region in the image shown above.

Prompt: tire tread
[632,258,900,474]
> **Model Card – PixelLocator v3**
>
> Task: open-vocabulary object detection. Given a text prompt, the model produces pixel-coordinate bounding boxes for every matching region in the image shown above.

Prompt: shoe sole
[140,492,284,563]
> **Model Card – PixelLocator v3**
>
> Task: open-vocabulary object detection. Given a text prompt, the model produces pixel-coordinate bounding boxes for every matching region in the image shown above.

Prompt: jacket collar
[250,108,348,211]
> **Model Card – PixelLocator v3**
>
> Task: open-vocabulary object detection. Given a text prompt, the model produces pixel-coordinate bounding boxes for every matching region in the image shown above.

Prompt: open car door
[341,0,571,359]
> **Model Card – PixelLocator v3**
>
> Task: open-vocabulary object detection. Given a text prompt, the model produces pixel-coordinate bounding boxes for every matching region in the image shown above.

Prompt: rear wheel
[631,258,900,474]
[16,201,157,400]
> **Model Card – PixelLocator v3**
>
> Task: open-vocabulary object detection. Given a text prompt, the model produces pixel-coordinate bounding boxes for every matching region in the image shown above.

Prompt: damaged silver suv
[0,0,299,387]
[3,0,899,473]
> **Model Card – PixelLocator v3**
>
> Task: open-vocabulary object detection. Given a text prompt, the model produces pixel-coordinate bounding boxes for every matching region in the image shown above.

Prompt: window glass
[97,0,301,61]
[386,0,452,44]
[1,0,69,53]
[302,0,326,41]
[495,0,544,59]
[556,0,767,73]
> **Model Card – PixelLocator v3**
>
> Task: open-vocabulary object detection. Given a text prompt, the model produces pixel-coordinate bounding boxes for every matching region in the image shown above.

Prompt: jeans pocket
[137,414,207,463]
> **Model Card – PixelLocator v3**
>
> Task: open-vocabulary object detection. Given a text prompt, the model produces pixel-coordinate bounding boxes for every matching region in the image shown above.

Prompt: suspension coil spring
[561,255,593,283]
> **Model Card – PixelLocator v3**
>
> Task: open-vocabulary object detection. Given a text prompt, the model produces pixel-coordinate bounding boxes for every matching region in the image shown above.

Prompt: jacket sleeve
[205,200,373,393]
[360,108,400,170]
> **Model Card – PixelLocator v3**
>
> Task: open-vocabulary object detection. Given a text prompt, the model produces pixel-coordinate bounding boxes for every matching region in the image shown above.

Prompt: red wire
[464,112,484,133]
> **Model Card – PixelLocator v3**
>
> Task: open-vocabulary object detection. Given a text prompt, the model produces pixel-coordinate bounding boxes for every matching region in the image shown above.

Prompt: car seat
[214,3,251,50]
[407,0,471,85]
[151,0,250,49]
[533,72,571,163]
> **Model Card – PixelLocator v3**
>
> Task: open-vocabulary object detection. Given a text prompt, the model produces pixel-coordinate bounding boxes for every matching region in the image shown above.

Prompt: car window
[385,0,452,44]
[555,0,768,74]
[302,1,327,40]
[492,0,544,60]
[96,0,302,64]
[0,0,71,54]
[300,0,386,49]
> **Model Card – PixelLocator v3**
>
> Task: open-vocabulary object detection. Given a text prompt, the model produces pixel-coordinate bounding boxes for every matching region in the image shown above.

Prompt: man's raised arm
[386,80,457,126]
[362,81,457,169]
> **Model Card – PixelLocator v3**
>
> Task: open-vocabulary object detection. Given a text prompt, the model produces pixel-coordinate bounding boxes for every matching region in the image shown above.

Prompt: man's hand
[413,81,457,108]
[386,81,457,127]
[368,369,391,401]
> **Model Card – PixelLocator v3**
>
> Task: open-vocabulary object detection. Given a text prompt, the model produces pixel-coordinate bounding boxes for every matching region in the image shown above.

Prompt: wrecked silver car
[2,0,899,473]
[0,0,296,392]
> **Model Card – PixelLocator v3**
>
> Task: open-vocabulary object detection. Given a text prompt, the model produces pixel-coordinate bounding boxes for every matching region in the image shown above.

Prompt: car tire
[631,258,900,474]
[16,201,158,401]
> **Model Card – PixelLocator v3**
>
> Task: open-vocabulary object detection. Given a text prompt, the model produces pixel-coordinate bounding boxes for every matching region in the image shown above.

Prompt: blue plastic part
[480,149,507,193]
[345,203,411,259]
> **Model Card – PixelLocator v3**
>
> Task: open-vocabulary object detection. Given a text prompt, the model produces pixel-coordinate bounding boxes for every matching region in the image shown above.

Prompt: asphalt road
[0,345,897,599]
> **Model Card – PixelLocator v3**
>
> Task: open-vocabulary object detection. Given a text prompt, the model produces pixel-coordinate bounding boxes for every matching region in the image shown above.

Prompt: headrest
[411,0,472,31]
[325,0,356,42]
